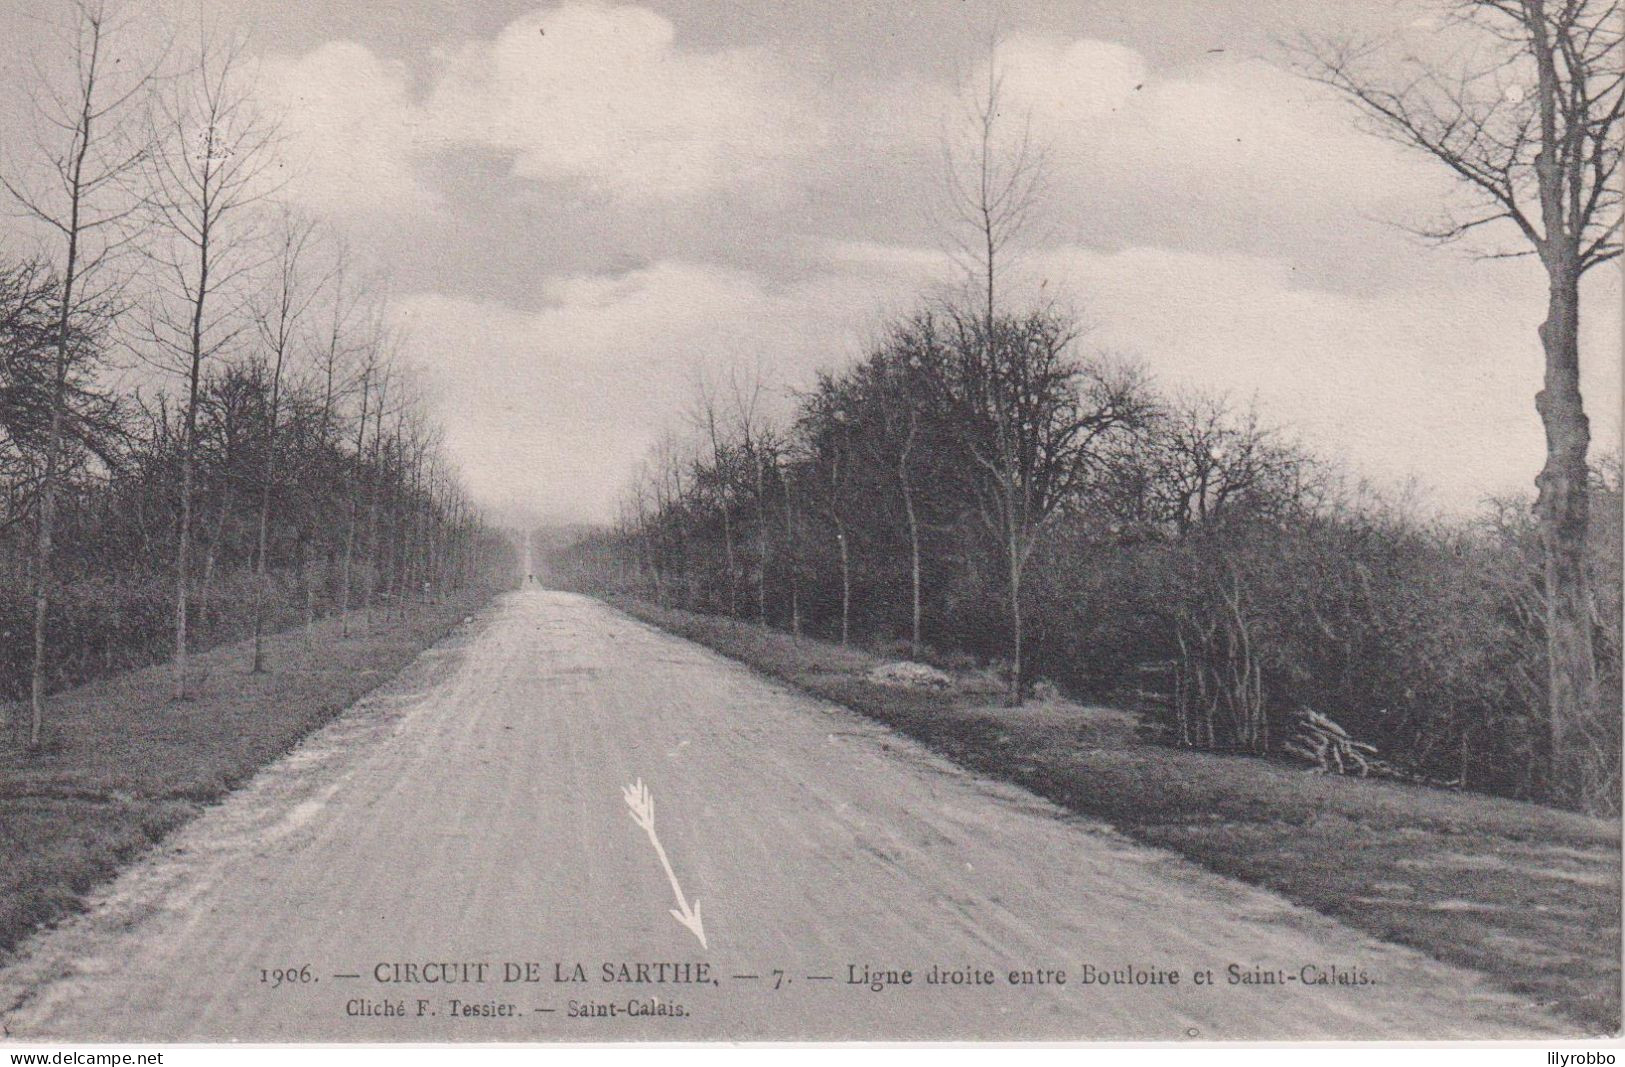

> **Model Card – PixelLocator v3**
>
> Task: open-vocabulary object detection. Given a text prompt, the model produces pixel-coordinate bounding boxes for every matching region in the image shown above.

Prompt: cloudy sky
[7,0,1621,524]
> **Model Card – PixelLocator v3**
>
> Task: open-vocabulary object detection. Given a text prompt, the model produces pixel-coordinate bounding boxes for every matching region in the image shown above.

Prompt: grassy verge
[0,593,494,962]
[608,595,1621,1035]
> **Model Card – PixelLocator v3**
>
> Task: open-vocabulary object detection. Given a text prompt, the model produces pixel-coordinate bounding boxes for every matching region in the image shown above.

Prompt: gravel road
[0,590,1567,1041]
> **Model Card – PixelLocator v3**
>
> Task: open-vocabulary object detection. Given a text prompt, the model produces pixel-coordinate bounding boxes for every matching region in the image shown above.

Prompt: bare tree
[337,329,379,634]
[361,353,398,630]
[1296,0,1622,806]
[728,364,772,627]
[304,240,371,634]
[620,465,661,602]
[311,239,370,447]
[873,311,958,660]
[799,377,856,645]
[651,432,696,608]
[1,0,159,744]
[690,370,740,619]
[948,309,1152,704]
[894,393,924,659]
[1136,391,1312,537]
[940,42,1098,704]
[138,27,280,699]
[941,41,1051,340]
[248,208,322,673]
[779,449,804,639]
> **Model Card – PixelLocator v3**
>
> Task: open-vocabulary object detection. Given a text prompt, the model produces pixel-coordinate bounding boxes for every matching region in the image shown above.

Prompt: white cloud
[261,3,821,216]
[984,35,1147,126]
[260,41,440,217]
[423,4,822,200]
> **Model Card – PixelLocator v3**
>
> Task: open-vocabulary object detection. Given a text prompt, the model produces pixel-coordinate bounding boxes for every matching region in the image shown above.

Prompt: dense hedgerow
[545,306,1622,814]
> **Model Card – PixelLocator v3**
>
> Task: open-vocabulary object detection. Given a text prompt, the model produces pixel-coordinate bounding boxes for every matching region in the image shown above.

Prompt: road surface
[0,590,1567,1041]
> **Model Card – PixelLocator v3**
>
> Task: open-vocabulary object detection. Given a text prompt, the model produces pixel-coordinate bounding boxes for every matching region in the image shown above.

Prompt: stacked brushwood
[1284,709,1389,778]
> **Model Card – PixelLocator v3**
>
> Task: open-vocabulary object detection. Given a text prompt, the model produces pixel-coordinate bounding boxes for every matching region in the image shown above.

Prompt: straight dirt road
[0,590,1570,1041]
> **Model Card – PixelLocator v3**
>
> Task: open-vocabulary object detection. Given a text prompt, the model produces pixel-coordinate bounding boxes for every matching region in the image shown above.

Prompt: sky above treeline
[4,0,1620,526]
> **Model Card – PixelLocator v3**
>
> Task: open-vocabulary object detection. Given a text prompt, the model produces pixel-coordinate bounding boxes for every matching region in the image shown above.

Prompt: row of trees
[0,1,513,747]
[552,0,1622,815]
[548,302,1622,811]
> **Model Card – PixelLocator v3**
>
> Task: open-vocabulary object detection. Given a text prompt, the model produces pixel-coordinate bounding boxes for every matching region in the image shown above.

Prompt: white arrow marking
[622,778,708,950]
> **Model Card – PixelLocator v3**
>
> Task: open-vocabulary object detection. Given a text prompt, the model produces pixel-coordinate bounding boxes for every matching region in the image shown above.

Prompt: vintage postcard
[0,0,1619,1050]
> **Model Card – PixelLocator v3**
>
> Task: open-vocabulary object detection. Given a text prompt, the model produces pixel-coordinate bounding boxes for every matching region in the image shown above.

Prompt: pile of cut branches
[1284,709,1388,777]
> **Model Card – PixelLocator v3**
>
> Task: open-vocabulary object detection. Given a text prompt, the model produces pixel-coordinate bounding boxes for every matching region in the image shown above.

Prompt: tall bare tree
[311,238,367,445]
[691,370,740,619]
[779,449,804,639]
[799,376,857,645]
[139,27,279,699]
[939,41,1072,703]
[941,43,1050,341]
[727,364,772,627]
[361,352,397,630]
[1297,0,1622,806]
[650,432,695,608]
[338,328,380,635]
[1,0,159,745]
[248,208,322,673]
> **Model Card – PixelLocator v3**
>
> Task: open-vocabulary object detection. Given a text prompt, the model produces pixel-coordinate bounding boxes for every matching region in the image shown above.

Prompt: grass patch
[0,595,493,962]
[609,596,1622,1035]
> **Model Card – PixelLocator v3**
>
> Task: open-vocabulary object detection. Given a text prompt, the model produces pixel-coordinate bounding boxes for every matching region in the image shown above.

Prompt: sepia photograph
[0,0,1620,1052]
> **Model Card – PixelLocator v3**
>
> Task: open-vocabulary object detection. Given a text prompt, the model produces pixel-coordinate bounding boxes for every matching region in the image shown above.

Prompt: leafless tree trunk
[200,482,232,621]
[250,210,320,673]
[948,311,1150,706]
[1297,0,1620,806]
[824,433,852,646]
[2,0,156,744]
[727,368,770,628]
[1005,499,1023,700]
[836,523,851,647]
[941,40,1052,703]
[898,409,923,659]
[140,29,279,700]
[307,237,358,640]
[302,541,317,646]
[692,374,739,618]
[782,460,802,640]
[751,453,768,625]
[339,343,379,634]
[362,363,393,631]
